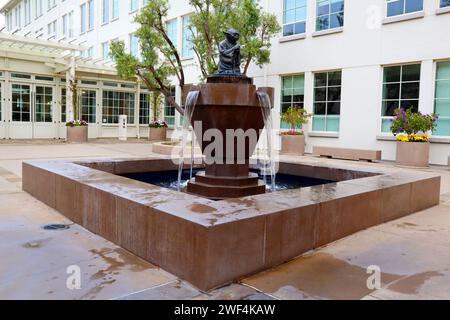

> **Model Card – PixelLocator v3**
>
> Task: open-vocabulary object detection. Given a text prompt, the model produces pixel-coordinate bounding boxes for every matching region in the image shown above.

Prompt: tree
[110,0,280,115]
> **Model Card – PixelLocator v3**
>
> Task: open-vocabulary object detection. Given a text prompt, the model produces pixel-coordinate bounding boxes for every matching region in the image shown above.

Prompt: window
[102,91,135,124]
[47,0,56,11]
[130,34,139,57]
[182,16,194,58]
[166,19,178,49]
[14,5,21,29]
[381,64,421,132]
[112,0,119,19]
[102,41,110,60]
[88,0,95,30]
[164,87,176,127]
[441,0,450,8]
[313,71,341,132]
[11,73,31,79]
[47,20,57,38]
[434,61,450,136]
[61,88,66,123]
[139,93,150,125]
[12,84,31,122]
[62,14,68,37]
[87,47,94,57]
[81,3,87,33]
[35,87,53,123]
[281,75,305,129]
[68,11,74,37]
[62,12,74,38]
[80,90,97,123]
[130,0,139,12]
[316,0,344,31]
[36,76,54,81]
[6,13,12,31]
[102,0,109,24]
[24,0,31,25]
[35,0,43,19]
[386,0,423,17]
[283,0,307,36]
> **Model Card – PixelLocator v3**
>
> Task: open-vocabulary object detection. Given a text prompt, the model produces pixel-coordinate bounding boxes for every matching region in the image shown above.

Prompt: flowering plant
[280,106,312,135]
[66,120,87,127]
[281,130,305,136]
[391,108,438,142]
[149,120,168,128]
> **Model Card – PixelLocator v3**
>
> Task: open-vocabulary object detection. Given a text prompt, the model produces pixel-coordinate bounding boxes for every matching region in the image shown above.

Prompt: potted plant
[149,120,168,141]
[280,106,312,155]
[66,120,88,143]
[391,108,438,168]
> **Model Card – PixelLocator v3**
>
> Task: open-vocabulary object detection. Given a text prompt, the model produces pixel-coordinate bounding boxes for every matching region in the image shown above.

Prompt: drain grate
[42,224,71,231]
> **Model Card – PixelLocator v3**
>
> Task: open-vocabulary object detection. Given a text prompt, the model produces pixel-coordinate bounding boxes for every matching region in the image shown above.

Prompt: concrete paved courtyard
[0,139,449,300]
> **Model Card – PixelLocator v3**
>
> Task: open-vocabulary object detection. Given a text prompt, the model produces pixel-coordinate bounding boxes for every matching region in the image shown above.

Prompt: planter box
[66,126,88,143]
[148,127,167,142]
[281,135,305,155]
[396,141,430,168]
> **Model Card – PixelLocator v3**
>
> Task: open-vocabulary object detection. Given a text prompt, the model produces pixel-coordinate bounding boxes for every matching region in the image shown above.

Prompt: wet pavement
[0,140,449,300]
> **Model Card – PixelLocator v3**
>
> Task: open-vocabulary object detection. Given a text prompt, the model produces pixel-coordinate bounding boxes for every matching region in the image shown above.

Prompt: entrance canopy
[0,33,117,75]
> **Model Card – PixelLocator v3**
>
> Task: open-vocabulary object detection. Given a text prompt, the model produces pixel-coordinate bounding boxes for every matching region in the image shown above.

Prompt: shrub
[66,120,87,127]
[391,108,438,142]
[280,106,312,135]
[149,120,168,128]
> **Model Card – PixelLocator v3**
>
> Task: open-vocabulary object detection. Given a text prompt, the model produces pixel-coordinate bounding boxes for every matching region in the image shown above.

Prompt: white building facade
[1,0,450,165]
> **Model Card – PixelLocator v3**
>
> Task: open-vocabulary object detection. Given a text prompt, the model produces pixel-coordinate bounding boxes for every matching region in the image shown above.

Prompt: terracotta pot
[396,141,430,168]
[281,134,305,156]
[66,126,88,143]
[148,127,167,142]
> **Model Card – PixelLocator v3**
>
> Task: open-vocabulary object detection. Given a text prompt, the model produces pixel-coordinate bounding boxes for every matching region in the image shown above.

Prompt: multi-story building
[0,0,449,165]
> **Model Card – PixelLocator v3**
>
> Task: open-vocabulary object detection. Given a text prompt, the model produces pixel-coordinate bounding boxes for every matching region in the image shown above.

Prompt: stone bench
[313,146,382,162]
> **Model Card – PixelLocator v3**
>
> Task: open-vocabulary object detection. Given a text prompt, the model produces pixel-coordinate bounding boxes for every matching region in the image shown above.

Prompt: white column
[303,71,314,134]
[66,53,76,121]
[419,59,435,115]
[136,81,141,139]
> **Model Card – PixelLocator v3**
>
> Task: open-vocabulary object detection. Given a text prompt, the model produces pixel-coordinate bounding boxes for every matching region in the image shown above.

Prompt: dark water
[121,169,333,192]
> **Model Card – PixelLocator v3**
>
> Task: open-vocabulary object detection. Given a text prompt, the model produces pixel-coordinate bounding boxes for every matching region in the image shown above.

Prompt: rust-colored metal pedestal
[186,75,272,200]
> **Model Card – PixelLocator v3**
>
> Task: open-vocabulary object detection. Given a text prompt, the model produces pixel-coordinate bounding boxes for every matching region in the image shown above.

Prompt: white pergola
[0,33,119,121]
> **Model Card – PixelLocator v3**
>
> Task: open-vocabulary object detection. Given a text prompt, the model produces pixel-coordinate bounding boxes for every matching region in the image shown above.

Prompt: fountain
[184,28,275,200]
[20,27,442,292]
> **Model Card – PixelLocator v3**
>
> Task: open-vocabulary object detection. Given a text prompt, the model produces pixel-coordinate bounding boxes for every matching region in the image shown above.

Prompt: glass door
[58,87,67,139]
[33,85,56,139]
[9,83,32,139]
[79,89,99,138]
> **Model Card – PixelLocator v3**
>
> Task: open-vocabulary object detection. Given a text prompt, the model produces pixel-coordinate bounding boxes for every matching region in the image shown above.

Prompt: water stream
[257,91,277,192]
[177,90,200,192]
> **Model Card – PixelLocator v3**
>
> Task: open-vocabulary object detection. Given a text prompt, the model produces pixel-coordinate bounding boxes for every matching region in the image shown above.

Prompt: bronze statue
[218,28,241,74]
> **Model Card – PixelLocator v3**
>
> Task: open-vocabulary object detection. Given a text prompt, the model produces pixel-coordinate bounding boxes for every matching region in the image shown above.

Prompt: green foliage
[391,108,438,137]
[189,0,281,77]
[110,0,280,114]
[281,106,312,130]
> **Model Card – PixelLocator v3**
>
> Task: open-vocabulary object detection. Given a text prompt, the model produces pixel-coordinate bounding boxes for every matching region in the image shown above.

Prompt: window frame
[312,70,342,133]
[282,0,308,37]
[433,60,450,137]
[385,0,424,18]
[280,74,306,129]
[315,0,345,32]
[380,63,422,133]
